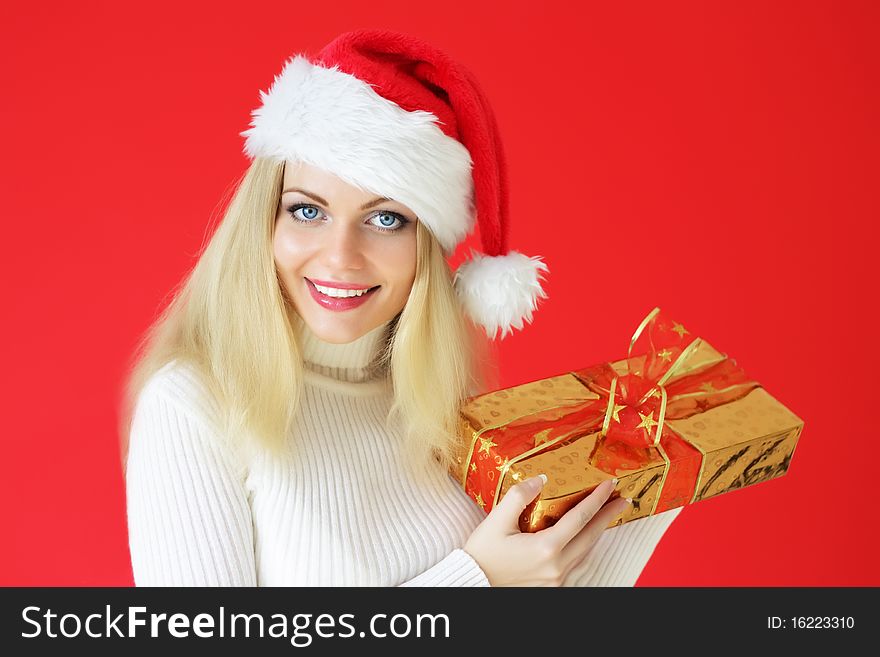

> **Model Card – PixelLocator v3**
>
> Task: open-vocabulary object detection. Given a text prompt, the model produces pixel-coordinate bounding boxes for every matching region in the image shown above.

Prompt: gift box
[452,307,804,532]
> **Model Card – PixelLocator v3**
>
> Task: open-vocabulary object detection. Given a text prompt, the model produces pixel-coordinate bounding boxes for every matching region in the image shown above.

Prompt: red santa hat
[240,29,548,339]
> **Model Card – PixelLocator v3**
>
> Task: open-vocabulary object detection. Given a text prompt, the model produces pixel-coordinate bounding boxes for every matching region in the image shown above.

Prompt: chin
[301,315,369,344]
[318,329,364,345]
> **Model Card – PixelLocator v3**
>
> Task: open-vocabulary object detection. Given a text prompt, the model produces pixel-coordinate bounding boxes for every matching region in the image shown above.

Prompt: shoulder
[129,360,227,459]
[128,360,246,479]
[136,359,222,428]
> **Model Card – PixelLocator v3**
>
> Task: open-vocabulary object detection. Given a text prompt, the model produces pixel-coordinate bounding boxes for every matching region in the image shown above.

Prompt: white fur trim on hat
[453,250,549,339]
[240,55,474,253]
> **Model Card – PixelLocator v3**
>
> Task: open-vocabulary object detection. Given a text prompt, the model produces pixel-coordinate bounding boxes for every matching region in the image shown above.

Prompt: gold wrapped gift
[452,307,804,532]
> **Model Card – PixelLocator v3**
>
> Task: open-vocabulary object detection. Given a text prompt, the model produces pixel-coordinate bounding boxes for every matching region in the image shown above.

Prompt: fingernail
[611,477,619,486]
[537,473,548,485]
[625,497,633,504]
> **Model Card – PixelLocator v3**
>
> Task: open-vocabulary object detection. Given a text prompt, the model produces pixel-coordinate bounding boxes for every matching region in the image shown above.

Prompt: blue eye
[287,204,324,222]
[369,211,409,233]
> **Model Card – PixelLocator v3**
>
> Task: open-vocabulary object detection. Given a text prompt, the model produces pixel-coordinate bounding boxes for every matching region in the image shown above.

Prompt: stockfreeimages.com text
[21,605,450,646]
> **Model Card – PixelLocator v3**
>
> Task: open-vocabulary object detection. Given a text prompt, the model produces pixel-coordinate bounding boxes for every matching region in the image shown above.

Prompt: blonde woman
[121,30,682,587]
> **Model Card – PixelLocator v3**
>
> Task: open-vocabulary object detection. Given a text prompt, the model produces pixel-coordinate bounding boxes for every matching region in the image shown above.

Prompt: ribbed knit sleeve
[398,548,490,587]
[125,376,257,586]
[400,508,681,587]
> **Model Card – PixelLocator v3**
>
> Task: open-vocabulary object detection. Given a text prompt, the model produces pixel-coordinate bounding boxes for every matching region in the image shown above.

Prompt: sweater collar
[293,313,393,384]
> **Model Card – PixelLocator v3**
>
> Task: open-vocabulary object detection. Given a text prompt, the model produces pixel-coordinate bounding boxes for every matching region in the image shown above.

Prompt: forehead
[282,160,366,195]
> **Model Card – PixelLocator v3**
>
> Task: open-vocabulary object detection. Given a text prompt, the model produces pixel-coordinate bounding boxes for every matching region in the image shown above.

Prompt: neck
[293,313,393,384]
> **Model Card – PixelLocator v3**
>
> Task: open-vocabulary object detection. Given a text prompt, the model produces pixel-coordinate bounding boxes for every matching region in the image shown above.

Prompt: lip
[305,278,380,312]
[308,278,376,291]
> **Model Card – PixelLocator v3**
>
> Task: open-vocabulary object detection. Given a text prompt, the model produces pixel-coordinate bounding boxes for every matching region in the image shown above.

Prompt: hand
[463,475,632,586]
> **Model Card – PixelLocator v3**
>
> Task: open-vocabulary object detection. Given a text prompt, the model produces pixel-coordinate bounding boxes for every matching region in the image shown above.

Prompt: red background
[2,1,876,586]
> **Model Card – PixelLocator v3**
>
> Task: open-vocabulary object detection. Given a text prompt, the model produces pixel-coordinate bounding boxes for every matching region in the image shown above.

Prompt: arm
[562,506,683,587]
[125,373,257,586]
[396,483,682,587]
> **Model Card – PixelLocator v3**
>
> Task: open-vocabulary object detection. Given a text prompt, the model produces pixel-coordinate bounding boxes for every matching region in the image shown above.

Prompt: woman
[121,30,681,586]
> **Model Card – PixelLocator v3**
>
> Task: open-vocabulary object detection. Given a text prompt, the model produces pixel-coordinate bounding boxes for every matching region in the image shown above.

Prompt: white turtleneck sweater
[125,316,682,586]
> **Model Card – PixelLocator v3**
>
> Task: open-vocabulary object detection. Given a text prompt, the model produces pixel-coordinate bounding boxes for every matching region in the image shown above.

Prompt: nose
[320,221,367,271]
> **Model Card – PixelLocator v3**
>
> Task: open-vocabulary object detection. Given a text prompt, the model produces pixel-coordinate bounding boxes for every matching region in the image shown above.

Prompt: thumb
[491,474,547,533]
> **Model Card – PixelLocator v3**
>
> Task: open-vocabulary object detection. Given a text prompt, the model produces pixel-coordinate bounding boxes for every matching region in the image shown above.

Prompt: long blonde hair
[118,156,497,483]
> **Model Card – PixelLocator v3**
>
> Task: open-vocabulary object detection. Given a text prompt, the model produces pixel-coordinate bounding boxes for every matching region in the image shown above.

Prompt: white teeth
[313,282,373,298]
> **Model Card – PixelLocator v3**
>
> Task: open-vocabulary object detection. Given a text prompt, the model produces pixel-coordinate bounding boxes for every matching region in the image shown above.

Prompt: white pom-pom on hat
[454,250,549,340]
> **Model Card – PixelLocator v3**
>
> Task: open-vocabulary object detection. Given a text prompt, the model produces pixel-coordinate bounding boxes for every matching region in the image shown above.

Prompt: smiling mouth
[304,278,381,298]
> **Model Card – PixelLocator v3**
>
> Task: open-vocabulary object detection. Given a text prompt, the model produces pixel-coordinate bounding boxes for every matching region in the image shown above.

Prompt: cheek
[273,224,309,274]
[382,236,417,290]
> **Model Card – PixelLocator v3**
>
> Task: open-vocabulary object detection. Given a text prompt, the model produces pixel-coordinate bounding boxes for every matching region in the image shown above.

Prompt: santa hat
[240,29,548,339]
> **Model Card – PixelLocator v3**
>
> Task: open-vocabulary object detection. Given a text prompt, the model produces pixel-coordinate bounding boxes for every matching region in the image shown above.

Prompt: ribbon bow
[596,307,704,449]
[573,306,760,475]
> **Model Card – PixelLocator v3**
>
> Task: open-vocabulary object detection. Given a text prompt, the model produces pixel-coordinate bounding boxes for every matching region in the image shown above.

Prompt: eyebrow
[281,187,393,211]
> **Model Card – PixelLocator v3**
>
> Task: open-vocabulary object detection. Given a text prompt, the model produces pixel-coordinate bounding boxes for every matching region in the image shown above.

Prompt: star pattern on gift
[470,462,477,472]
[700,382,717,393]
[637,410,659,433]
[611,403,626,423]
[672,323,690,338]
[657,348,674,363]
[496,457,511,473]
[533,428,552,446]
[478,436,497,455]
[474,493,485,509]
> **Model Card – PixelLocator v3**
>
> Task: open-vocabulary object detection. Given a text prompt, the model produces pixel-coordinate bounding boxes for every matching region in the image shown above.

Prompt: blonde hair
[118,156,497,484]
